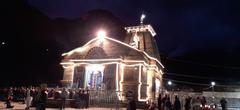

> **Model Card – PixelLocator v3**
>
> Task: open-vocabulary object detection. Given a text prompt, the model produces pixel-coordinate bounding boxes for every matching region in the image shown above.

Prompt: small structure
[60,19,164,102]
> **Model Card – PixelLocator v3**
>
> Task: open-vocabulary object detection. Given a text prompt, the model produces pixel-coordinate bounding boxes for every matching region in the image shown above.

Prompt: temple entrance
[85,64,105,90]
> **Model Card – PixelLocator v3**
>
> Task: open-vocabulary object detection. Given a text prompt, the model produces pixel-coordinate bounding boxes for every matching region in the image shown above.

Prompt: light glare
[97,30,106,38]
[211,81,215,86]
[168,81,172,85]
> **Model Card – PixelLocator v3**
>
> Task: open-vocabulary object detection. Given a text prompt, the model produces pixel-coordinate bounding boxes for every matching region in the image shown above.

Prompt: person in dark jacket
[5,87,14,108]
[165,97,172,110]
[38,88,47,110]
[173,96,181,110]
[184,96,191,110]
[162,95,168,110]
[158,94,162,110]
[220,97,227,110]
[127,99,136,110]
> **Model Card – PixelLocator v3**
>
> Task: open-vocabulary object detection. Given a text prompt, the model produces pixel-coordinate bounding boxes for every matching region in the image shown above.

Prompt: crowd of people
[152,94,227,110]
[0,87,228,110]
[0,86,90,110]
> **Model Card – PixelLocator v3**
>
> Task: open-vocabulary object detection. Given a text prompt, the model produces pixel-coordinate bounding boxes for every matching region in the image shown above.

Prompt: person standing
[148,101,156,110]
[162,95,167,110]
[173,96,181,110]
[184,96,191,110]
[165,97,172,110]
[220,97,227,110]
[25,88,33,109]
[127,98,136,110]
[38,87,47,110]
[5,87,14,108]
[158,94,162,110]
[201,96,207,107]
[60,88,68,110]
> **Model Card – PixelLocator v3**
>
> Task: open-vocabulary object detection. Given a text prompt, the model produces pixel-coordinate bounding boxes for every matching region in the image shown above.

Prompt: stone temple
[60,22,164,102]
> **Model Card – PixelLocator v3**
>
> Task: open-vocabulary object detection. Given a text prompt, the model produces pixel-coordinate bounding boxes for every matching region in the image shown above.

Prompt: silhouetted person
[162,95,167,110]
[38,88,47,110]
[85,89,89,108]
[184,96,191,110]
[220,97,227,110]
[127,99,136,110]
[173,96,181,110]
[165,97,172,110]
[148,101,156,110]
[5,87,14,108]
[201,96,206,106]
[158,94,162,110]
[60,88,68,110]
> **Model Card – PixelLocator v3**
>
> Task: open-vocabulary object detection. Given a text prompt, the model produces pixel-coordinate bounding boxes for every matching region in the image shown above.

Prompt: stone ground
[0,102,240,110]
[0,101,130,110]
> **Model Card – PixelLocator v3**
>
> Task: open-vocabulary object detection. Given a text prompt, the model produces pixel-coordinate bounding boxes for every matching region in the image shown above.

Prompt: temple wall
[73,66,85,88]
[62,66,74,87]
[147,69,155,100]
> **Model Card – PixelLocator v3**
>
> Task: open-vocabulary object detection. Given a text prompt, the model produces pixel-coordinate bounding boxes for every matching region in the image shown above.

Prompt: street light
[211,81,215,86]
[168,81,172,86]
[167,81,173,101]
[211,81,215,103]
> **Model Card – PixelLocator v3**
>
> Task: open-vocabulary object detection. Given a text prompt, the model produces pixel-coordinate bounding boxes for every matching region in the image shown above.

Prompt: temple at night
[60,18,164,101]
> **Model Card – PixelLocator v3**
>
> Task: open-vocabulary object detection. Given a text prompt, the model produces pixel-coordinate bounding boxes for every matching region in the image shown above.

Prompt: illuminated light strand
[125,25,156,36]
[69,58,122,62]
[60,62,74,65]
[64,59,163,75]
[120,64,124,99]
[61,60,162,99]
[61,34,166,101]
[62,37,100,56]
[147,70,150,101]
[62,36,164,69]
[61,62,158,101]
[70,66,75,87]
[138,65,148,101]
[103,37,164,68]
[70,59,164,74]
[115,63,121,100]
[121,64,149,101]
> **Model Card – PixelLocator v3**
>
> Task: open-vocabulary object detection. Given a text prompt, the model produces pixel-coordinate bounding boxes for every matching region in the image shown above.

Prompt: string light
[62,36,164,69]
[125,25,156,36]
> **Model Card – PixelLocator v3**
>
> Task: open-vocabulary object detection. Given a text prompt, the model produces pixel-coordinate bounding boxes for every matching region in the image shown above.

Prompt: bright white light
[141,14,146,19]
[85,64,104,73]
[211,81,215,86]
[1,42,5,45]
[97,30,106,38]
[140,14,146,24]
[168,81,172,86]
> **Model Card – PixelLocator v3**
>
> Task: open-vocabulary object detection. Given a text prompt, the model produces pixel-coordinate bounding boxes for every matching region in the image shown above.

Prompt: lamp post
[168,81,173,101]
[211,81,215,103]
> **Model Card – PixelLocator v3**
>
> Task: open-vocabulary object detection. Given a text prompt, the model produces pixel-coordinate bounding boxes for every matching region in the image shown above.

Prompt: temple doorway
[85,64,105,90]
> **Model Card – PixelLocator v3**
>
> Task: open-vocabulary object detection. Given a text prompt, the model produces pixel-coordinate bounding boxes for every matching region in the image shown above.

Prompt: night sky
[1,0,240,88]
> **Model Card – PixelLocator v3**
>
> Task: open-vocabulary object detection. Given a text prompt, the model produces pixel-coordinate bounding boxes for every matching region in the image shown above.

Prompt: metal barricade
[89,90,123,108]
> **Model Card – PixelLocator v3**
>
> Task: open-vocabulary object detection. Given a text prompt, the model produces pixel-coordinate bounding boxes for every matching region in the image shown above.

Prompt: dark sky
[1,0,240,87]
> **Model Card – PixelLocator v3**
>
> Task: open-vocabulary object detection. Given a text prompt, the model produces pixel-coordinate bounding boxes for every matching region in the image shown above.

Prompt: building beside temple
[60,20,164,101]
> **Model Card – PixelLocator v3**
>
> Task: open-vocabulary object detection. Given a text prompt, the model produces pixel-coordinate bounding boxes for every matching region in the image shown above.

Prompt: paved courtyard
[0,101,129,110]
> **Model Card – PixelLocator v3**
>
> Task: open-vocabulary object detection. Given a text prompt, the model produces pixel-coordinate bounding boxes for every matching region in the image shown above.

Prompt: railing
[88,90,123,108]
